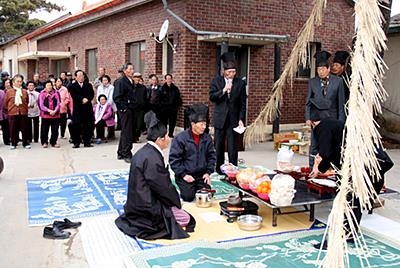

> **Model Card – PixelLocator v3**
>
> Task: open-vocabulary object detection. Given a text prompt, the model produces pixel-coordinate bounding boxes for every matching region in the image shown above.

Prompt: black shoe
[72,144,80,148]
[313,240,328,250]
[84,144,94,148]
[53,218,82,230]
[124,158,132,164]
[43,226,70,239]
[117,155,123,160]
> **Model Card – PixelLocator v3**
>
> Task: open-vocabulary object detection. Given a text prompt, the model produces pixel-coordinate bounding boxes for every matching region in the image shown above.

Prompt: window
[51,59,69,77]
[86,48,97,81]
[8,59,12,77]
[162,38,173,74]
[128,41,146,74]
[296,42,321,79]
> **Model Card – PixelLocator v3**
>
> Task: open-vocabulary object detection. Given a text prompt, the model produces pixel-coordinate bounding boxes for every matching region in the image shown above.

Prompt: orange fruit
[257,185,263,193]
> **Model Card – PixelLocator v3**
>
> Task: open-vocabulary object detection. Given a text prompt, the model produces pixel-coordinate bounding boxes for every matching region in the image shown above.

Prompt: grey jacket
[305,74,345,121]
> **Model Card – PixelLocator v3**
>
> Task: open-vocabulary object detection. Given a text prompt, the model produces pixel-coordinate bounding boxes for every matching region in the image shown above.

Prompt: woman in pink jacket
[55,77,73,139]
[93,94,115,143]
[39,80,61,148]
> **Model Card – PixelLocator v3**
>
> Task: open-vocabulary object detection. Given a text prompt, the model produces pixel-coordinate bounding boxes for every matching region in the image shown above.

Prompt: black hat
[333,51,350,65]
[314,50,332,68]
[309,98,331,121]
[189,107,207,123]
[144,111,167,141]
[1,71,10,78]
[221,52,236,70]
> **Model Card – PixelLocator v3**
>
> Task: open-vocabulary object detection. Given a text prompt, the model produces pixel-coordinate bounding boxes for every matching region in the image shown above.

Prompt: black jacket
[67,81,94,124]
[158,83,182,111]
[209,76,247,129]
[169,128,216,178]
[113,76,147,111]
[314,117,344,173]
[115,143,194,240]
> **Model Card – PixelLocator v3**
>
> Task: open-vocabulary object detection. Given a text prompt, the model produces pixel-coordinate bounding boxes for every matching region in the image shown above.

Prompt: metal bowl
[237,215,263,231]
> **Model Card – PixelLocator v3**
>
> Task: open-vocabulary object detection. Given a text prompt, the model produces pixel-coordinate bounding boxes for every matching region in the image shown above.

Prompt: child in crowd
[93,94,115,143]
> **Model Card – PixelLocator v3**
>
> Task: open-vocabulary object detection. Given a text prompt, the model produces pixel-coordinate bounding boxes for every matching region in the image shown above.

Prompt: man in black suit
[331,50,351,103]
[305,50,345,167]
[68,70,95,148]
[209,52,247,174]
[113,63,136,163]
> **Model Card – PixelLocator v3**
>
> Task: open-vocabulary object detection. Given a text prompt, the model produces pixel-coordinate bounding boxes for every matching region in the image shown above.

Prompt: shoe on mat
[53,218,82,230]
[43,226,70,239]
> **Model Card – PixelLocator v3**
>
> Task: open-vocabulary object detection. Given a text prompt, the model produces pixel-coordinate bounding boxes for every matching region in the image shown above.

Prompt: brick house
[27,0,354,127]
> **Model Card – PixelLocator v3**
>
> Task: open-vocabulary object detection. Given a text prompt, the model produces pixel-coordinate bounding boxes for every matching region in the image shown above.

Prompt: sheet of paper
[198,212,224,223]
[233,126,246,134]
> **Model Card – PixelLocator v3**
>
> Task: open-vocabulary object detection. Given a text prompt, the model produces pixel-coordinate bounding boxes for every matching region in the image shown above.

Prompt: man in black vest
[209,52,247,174]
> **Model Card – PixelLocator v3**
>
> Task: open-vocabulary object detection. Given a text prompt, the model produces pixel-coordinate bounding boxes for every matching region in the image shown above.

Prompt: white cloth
[94,103,107,124]
[14,86,23,106]
[28,91,40,117]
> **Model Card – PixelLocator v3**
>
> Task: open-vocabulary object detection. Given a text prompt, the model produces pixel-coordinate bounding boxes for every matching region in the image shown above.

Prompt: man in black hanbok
[115,111,195,240]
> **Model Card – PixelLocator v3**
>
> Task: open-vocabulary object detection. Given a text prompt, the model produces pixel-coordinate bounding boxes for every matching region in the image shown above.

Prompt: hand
[238,120,244,128]
[49,110,55,116]
[183,175,195,183]
[310,166,320,178]
[223,83,232,94]
[82,98,88,104]
[203,173,211,185]
[306,120,312,127]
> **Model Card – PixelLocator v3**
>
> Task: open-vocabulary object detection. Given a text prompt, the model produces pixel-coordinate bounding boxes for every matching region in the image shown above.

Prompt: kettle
[195,188,215,208]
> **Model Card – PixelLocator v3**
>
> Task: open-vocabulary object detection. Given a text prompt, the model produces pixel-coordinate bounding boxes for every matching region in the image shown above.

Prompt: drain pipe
[162,0,289,41]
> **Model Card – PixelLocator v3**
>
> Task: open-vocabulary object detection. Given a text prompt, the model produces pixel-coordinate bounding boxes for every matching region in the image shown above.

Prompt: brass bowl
[237,215,263,231]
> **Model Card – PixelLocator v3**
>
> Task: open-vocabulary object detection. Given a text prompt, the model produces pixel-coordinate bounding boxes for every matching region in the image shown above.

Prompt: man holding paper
[209,52,247,174]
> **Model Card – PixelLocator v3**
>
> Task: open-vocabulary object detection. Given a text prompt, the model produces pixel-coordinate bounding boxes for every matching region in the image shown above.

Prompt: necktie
[321,79,328,96]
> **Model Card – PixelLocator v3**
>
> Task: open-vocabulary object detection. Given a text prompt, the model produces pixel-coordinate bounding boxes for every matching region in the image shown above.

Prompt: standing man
[33,73,44,92]
[132,72,147,143]
[305,50,345,167]
[113,63,135,162]
[331,51,351,103]
[158,74,182,137]
[93,67,106,91]
[68,70,95,148]
[209,52,247,174]
[147,74,161,115]
[169,108,216,201]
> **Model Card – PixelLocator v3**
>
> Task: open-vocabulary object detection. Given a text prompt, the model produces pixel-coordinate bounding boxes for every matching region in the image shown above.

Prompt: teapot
[195,188,215,208]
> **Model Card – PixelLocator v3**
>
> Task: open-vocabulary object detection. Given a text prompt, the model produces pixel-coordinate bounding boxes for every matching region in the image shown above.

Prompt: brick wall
[37,0,354,125]
[37,58,49,81]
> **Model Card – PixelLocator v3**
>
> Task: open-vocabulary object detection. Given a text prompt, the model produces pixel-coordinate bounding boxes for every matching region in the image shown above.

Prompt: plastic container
[257,192,270,201]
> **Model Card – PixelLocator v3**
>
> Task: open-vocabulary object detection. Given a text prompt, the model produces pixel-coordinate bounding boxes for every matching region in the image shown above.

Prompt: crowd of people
[0,65,182,156]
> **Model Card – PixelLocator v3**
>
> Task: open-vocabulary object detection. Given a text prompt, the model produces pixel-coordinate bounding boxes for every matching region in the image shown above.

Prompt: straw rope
[321,0,388,267]
[244,0,327,146]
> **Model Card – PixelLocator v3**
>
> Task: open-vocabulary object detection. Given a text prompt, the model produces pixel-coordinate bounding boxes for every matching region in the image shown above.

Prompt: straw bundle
[244,0,327,146]
[321,0,388,267]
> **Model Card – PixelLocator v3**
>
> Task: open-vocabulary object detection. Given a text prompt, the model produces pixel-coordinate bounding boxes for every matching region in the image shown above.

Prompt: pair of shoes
[24,144,31,149]
[124,158,132,164]
[10,145,16,150]
[53,218,82,230]
[43,225,70,240]
[51,144,60,148]
[84,144,94,148]
[42,144,48,148]
[313,240,328,250]
[72,144,80,149]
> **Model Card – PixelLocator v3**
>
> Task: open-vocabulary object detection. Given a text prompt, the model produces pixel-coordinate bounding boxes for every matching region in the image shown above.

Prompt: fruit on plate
[256,181,271,194]
[300,167,311,173]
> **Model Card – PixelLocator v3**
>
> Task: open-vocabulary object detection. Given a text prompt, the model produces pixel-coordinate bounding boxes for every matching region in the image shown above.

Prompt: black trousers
[159,108,177,137]
[215,120,237,174]
[117,109,134,158]
[132,109,144,141]
[8,115,29,146]
[95,120,115,140]
[175,172,211,202]
[59,113,68,138]
[0,119,10,145]
[70,119,94,146]
[27,116,39,143]
[309,129,318,167]
[41,118,59,146]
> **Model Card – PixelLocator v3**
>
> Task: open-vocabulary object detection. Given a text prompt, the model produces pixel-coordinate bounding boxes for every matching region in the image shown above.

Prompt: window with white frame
[86,48,97,81]
[128,41,146,74]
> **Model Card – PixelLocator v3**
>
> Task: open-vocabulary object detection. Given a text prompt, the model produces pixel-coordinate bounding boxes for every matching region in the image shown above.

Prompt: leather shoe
[53,218,82,230]
[117,155,123,160]
[72,144,80,148]
[124,158,132,164]
[43,225,70,239]
[84,144,94,148]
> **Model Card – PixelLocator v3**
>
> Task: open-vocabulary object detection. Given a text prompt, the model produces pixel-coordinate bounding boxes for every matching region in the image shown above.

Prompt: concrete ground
[0,131,399,268]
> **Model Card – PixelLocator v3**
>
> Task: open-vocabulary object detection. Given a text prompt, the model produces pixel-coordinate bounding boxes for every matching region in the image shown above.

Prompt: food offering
[221,163,240,183]
[256,180,272,200]
[236,169,257,190]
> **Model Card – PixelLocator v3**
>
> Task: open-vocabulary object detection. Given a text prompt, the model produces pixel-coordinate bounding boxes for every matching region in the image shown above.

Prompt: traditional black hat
[314,50,332,68]
[309,98,331,121]
[333,51,350,65]
[221,52,237,70]
[144,111,167,141]
[189,104,208,123]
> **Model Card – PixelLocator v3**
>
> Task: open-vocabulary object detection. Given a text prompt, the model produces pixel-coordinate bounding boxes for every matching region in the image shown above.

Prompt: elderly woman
[39,81,61,148]
[0,78,11,145]
[55,77,73,139]
[93,94,115,143]
[4,75,30,149]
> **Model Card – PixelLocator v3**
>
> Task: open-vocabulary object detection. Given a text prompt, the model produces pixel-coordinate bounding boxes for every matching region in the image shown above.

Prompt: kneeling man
[169,109,216,201]
[115,111,195,240]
